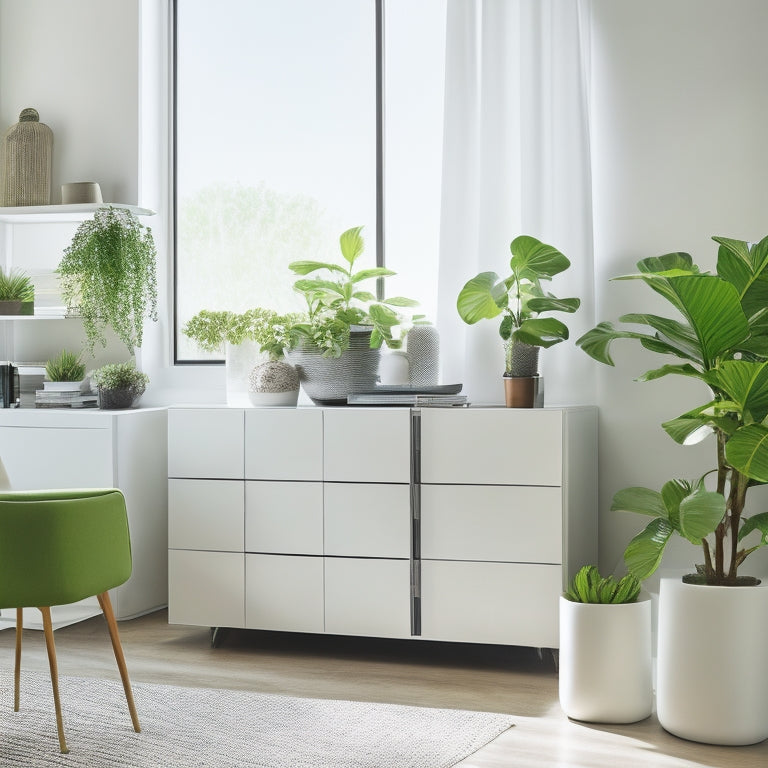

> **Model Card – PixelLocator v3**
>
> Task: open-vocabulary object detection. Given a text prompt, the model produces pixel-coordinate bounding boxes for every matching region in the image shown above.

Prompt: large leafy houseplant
[577,236,768,586]
[288,225,419,357]
[58,207,158,355]
[456,235,580,376]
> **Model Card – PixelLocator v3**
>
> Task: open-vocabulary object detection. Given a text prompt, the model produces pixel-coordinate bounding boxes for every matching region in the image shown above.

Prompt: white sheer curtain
[437,0,596,406]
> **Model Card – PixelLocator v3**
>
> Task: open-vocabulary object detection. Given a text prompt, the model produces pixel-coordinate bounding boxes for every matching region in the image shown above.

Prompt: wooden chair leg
[39,606,69,754]
[14,608,22,711]
[97,591,141,733]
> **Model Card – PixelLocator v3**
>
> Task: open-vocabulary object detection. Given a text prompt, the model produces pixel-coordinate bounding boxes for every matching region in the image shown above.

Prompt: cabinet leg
[210,627,228,648]
[536,647,559,672]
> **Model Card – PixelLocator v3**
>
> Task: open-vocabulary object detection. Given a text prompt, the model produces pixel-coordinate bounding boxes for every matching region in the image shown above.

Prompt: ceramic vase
[559,595,652,723]
[248,360,299,407]
[657,577,768,745]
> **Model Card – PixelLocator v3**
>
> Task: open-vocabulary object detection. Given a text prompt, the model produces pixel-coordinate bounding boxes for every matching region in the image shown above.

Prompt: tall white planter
[559,596,652,723]
[225,341,267,406]
[657,578,768,745]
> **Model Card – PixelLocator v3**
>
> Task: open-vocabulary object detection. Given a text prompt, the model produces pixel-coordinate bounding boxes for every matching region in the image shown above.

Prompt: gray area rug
[0,672,514,767]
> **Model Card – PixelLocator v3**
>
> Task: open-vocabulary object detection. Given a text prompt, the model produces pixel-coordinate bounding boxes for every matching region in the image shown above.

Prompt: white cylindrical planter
[657,578,768,745]
[559,596,652,723]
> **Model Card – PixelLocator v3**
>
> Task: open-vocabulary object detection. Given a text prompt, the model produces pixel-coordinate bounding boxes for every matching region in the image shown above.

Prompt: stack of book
[35,390,98,408]
[347,385,467,407]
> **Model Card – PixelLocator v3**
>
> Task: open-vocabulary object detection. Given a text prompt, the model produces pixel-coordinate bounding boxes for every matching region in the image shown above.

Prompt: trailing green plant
[288,225,421,358]
[183,308,302,360]
[45,349,85,382]
[456,235,580,376]
[577,236,768,586]
[57,206,158,355]
[91,361,149,394]
[0,267,35,302]
[564,565,641,604]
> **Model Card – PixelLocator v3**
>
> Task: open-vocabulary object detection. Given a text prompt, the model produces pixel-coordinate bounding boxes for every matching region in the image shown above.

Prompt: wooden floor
[1,609,766,767]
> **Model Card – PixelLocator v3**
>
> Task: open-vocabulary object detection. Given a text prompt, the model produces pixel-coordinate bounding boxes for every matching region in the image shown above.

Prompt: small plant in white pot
[43,350,86,392]
[0,267,35,315]
[559,566,652,724]
[91,361,149,410]
[456,235,580,407]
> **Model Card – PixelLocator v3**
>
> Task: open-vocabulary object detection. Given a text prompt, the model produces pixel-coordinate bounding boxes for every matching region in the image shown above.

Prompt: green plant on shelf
[45,350,86,382]
[90,361,149,393]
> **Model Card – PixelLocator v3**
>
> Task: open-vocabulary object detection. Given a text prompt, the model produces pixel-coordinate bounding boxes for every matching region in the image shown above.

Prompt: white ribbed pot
[657,578,768,745]
[559,595,652,723]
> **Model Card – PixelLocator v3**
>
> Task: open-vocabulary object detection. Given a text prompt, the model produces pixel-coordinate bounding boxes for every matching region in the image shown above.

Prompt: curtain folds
[437,0,596,406]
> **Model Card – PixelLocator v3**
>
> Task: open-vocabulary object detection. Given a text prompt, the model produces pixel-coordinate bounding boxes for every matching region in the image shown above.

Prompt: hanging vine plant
[58,206,158,355]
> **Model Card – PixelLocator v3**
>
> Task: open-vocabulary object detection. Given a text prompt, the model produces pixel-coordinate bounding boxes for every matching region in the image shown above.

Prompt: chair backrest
[0,488,132,609]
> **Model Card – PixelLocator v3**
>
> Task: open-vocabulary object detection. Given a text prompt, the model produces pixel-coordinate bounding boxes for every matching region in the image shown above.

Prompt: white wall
[0,0,139,204]
[591,0,768,581]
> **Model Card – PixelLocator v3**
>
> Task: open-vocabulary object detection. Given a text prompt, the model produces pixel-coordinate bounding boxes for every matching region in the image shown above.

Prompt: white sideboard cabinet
[0,407,169,629]
[167,405,597,648]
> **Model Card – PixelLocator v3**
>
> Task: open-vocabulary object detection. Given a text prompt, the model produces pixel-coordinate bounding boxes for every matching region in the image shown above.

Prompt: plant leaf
[526,296,580,314]
[339,226,365,265]
[289,260,348,276]
[349,267,396,283]
[382,296,420,307]
[456,272,507,324]
[611,486,667,518]
[508,235,570,280]
[738,512,768,544]
[724,423,768,482]
[513,317,569,348]
[678,488,726,544]
[624,517,675,580]
[703,360,768,424]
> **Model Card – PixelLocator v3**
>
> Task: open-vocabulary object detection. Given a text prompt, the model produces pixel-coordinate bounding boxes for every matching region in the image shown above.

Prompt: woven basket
[1,108,53,206]
[285,328,380,405]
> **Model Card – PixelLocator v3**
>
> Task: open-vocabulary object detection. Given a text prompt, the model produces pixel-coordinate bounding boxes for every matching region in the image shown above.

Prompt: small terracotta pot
[503,375,539,408]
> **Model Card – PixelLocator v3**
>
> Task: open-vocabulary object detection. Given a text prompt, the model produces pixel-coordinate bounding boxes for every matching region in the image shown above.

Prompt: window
[174,0,445,362]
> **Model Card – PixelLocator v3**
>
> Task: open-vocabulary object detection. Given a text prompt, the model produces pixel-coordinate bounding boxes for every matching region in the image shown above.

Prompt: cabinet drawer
[421,560,561,646]
[245,554,324,632]
[324,483,411,558]
[245,481,323,555]
[420,408,563,486]
[169,479,244,552]
[324,408,411,483]
[168,409,244,479]
[421,485,562,563]
[245,409,323,481]
[0,426,113,488]
[168,550,244,628]
[324,558,411,638]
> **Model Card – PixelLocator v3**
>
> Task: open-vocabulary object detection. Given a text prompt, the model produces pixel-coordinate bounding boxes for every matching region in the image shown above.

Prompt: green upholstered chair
[0,488,141,753]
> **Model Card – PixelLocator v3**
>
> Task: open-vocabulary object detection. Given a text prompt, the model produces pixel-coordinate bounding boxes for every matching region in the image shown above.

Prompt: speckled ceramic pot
[248,360,299,407]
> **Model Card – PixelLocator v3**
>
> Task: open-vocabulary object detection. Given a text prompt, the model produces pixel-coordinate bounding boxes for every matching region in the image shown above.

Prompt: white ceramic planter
[657,577,768,745]
[559,595,652,723]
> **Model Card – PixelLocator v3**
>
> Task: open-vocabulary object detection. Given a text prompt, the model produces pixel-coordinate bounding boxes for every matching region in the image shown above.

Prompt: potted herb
[0,267,34,315]
[577,236,768,745]
[91,361,149,410]
[57,206,158,355]
[43,349,86,392]
[285,225,419,404]
[559,566,651,724]
[456,235,580,407]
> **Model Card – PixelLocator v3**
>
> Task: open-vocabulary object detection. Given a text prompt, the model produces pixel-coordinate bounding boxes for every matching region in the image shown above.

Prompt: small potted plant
[91,361,149,410]
[183,307,302,405]
[456,234,580,407]
[43,349,86,392]
[559,566,652,724]
[0,267,35,315]
[285,225,420,404]
[57,206,158,355]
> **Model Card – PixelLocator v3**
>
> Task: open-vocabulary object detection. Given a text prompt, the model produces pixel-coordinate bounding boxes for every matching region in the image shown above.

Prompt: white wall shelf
[0,203,155,223]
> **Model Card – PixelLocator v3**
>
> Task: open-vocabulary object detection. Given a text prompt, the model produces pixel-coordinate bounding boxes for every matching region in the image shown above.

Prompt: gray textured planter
[285,328,380,405]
